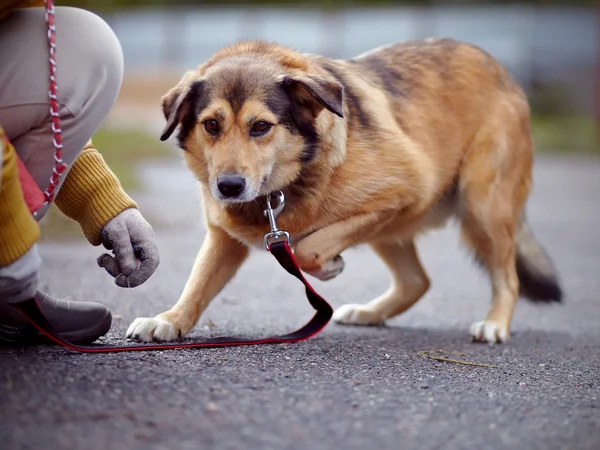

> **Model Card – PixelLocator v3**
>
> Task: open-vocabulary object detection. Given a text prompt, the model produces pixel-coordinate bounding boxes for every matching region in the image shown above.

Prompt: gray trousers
[0,6,123,303]
[0,5,124,220]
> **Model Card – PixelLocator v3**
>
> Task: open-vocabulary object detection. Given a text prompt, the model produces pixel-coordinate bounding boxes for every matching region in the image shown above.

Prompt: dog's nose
[217,174,246,198]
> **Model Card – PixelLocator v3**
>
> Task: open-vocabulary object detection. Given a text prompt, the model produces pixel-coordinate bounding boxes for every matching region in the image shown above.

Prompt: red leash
[11,0,334,352]
[15,240,333,353]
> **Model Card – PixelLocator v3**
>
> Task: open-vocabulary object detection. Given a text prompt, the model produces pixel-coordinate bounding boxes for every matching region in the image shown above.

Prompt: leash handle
[14,241,333,353]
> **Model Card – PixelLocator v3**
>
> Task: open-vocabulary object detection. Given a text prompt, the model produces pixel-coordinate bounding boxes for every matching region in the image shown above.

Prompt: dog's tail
[515,213,563,303]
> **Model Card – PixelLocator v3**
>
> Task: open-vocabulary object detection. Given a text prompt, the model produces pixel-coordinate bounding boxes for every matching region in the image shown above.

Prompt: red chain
[42,0,67,206]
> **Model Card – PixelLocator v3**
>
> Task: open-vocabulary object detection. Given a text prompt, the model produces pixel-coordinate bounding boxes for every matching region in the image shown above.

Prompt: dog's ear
[160,72,205,141]
[281,74,344,119]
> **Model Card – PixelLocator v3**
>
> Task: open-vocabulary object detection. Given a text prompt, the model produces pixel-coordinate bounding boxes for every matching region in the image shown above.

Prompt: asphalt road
[1,153,599,450]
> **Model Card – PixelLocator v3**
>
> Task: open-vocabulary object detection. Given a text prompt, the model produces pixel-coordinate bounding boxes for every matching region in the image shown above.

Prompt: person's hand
[0,244,41,304]
[97,208,159,288]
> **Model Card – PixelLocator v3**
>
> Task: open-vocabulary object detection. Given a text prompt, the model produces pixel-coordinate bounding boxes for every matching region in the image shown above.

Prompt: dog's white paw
[307,255,345,281]
[469,320,509,345]
[126,316,180,342]
[332,303,385,326]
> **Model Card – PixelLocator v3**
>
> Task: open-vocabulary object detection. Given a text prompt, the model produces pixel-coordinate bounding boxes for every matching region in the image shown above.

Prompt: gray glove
[97,208,159,288]
[0,244,41,304]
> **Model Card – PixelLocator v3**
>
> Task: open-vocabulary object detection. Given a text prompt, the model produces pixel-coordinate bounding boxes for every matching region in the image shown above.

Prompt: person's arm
[54,139,160,288]
[0,126,40,267]
[54,139,138,245]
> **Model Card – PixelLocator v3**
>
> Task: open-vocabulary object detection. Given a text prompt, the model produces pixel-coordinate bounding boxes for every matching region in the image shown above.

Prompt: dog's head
[159,41,345,204]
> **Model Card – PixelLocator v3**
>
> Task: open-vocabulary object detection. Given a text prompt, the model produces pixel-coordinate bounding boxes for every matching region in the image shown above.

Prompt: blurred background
[43,0,599,238]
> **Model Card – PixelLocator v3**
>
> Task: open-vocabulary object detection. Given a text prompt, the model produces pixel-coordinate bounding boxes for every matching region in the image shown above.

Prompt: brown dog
[126,38,562,345]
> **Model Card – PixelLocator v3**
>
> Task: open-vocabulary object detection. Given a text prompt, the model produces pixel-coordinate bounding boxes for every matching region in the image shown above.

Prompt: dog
[126,38,562,345]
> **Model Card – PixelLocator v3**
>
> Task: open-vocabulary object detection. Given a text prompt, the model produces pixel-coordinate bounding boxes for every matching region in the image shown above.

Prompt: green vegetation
[528,80,599,154]
[532,115,600,154]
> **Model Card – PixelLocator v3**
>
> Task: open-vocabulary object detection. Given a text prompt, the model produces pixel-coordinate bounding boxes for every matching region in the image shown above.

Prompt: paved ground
[1,152,599,450]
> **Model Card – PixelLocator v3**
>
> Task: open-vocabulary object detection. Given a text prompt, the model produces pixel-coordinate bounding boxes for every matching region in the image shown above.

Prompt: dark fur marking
[266,84,320,163]
[285,163,323,201]
[214,62,276,115]
[294,121,319,162]
[356,56,407,98]
[441,176,459,202]
[514,212,563,303]
[223,74,250,115]
[516,254,563,303]
[321,63,370,128]
[175,81,211,150]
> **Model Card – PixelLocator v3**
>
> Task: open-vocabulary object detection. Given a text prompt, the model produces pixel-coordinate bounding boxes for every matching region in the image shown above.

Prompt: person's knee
[57,7,124,117]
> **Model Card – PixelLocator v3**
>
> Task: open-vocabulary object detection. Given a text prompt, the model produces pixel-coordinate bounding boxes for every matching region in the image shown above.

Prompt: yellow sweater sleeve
[54,139,138,246]
[0,127,40,267]
[0,133,137,266]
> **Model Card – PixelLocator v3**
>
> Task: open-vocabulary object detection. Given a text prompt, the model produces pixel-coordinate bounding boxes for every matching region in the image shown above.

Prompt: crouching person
[0,3,160,345]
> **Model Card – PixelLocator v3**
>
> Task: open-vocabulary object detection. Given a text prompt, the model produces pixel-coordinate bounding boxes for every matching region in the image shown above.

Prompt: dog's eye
[204,119,219,135]
[250,121,271,136]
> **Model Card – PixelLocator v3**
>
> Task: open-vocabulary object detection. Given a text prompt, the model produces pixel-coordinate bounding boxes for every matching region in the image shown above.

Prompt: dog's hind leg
[461,200,520,344]
[332,239,430,326]
[458,110,533,344]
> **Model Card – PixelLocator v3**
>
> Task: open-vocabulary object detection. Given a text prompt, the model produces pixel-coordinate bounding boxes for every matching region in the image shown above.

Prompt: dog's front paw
[332,303,385,326]
[306,255,345,281]
[469,320,509,345]
[126,316,181,342]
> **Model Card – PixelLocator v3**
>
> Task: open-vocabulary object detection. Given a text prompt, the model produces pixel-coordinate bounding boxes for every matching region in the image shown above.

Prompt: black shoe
[0,290,112,345]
